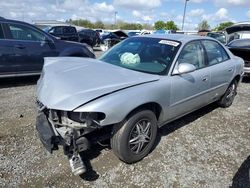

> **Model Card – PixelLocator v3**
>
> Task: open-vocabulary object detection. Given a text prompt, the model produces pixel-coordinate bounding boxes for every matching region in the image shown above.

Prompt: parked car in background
[225,22,250,43]
[224,22,250,77]
[127,31,140,37]
[44,25,79,42]
[0,17,95,78]
[36,34,243,176]
[227,39,250,76]
[78,29,101,47]
[100,30,128,51]
[153,29,175,34]
[207,32,226,44]
[95,29,109,36]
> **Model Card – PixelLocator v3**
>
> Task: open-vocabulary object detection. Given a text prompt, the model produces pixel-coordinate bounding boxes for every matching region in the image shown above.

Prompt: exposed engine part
[97,141,109,147]
[69,153,86,176]
[67,129,87,175]
[76,137,89,152]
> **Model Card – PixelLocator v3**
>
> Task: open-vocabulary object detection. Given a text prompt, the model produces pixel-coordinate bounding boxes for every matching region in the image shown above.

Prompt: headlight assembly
[67,112,106,128]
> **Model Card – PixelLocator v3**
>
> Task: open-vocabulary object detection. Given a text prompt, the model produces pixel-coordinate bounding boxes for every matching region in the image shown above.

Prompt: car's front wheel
[218,80,238,108]
[111,110,157,163]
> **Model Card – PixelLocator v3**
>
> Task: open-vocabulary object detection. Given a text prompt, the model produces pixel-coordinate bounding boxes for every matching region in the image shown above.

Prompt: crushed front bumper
[36,112,59,153]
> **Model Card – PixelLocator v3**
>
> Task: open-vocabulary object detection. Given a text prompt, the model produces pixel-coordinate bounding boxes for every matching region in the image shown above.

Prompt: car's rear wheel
[218,80,238,108]
[111,110,157,163]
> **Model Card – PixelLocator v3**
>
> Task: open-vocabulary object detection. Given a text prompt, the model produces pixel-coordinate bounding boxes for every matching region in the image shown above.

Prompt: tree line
[66,19,234,31]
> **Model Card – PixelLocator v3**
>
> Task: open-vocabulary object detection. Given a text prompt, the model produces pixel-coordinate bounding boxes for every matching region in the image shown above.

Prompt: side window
[0,24,4,39]
[8,23,45,41]
[202,40,229,66]
[63,27,76,34]
[51,27,63,35]
[177,41,206,69]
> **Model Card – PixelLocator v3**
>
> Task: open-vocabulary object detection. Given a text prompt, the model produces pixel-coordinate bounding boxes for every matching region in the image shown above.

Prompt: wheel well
[126,102,162,120]
[234,75,241,84]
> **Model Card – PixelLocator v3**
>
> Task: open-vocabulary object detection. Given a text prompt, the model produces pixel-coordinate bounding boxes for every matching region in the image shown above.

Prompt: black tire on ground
[218,80,238,108]
[111,110,157,163]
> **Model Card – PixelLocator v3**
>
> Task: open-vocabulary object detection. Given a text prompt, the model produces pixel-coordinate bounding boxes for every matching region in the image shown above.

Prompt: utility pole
[114,11,118,27]
[181,0,189,31]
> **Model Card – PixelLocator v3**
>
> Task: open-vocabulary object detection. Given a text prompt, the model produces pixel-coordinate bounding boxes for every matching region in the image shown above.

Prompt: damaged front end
[36,100,108,175]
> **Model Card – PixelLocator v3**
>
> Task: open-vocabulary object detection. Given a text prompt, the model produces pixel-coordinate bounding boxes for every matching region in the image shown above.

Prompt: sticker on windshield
[159,40,180,47]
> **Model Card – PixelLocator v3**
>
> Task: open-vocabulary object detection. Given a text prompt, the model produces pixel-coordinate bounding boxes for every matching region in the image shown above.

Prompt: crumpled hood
[37,57,159,111]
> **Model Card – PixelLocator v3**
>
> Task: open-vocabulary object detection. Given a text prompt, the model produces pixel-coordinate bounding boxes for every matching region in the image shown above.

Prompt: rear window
[0,25,4,39]
[63,27,76,34]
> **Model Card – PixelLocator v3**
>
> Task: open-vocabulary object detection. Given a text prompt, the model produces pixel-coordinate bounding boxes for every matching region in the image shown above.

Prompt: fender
[74,79,170,126]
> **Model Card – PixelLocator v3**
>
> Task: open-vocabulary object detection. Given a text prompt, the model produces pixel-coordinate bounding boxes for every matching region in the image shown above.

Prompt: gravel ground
[0,51,249,187]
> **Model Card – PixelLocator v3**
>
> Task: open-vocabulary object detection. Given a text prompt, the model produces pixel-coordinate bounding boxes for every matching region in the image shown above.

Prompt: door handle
[14,44,26,49]
[228,68,233,72]
[202,77,208,82]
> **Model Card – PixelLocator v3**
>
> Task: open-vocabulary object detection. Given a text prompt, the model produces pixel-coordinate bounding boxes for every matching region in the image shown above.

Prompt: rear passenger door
[201,40,234,101]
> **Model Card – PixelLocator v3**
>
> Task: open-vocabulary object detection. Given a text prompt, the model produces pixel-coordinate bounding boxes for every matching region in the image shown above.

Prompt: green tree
[67,19,94,28]
[197,20,210,31]
[94,20,105,29]
[213,21,234,31]
[165,21,179,31]
[142,23,153,30]
[154,20,166,30]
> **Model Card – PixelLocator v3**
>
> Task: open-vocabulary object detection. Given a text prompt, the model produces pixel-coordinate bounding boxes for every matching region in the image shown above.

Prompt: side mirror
[173,63,196,75]
[41,37,54,47]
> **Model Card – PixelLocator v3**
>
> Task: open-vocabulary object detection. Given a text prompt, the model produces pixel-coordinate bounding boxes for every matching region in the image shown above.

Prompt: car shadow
[79,142,110,181]
[230,155,250,188]
[79,103,219,181]
[0,76,39,89]
[152,102,219,154]
[242,77,250,83]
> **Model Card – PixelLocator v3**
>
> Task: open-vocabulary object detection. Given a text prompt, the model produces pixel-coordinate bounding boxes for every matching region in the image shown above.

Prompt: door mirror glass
[173,63,196,75]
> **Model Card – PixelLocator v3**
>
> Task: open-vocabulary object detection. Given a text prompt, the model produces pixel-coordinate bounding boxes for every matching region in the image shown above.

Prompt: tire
[111,110,157,163]
[218,80,238,108]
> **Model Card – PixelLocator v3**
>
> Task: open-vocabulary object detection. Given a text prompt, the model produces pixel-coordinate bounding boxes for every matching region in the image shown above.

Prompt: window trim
[201,39,230,67]
[0,24,5,39]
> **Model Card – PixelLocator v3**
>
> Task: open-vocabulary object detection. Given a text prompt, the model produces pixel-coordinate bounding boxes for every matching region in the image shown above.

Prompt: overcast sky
[1,0,250,30]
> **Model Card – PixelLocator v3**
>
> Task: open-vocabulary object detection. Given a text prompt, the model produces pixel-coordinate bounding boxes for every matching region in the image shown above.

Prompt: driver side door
[168,40,211,120]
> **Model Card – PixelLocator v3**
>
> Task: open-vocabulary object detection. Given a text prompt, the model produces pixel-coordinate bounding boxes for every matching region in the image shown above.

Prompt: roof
[137,34,212,43]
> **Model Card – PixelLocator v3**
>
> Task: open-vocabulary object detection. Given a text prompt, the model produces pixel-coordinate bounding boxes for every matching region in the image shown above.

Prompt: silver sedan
[36,34,244,176]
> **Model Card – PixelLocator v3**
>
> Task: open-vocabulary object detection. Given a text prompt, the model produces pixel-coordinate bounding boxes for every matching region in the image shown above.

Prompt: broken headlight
[67,112,106,126]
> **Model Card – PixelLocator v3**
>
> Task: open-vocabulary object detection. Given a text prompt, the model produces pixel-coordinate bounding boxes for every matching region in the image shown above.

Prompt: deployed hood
[225,23,250,34]
[37,57,159,111]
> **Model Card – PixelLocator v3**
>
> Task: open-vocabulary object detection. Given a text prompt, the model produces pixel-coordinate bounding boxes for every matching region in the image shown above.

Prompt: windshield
[99,37,180,75]
[43,27,51,33]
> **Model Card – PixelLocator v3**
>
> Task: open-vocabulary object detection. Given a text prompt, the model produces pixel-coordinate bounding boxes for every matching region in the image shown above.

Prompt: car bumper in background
[243,66,250,77]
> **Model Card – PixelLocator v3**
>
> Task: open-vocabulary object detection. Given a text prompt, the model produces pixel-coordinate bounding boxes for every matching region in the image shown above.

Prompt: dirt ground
[0,50,249,187]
